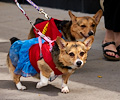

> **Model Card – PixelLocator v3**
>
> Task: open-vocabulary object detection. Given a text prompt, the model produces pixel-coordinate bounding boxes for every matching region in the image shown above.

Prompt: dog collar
[62,66,73,69]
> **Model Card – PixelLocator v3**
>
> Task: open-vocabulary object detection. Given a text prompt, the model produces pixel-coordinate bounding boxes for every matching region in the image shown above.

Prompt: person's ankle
[103,29,115,43]
[103,39,115,44]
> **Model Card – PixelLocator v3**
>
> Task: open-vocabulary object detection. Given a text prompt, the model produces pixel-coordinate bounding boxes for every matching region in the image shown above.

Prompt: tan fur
[28,27,35,39]
[37,59,52,78]
[7,54,21,84]
[62,73,73,84]
[57,37,94,69]
[69,9,103,40]
[7,36,94,93]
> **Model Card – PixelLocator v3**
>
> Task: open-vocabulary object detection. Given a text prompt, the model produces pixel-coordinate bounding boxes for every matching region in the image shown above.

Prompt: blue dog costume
[9,38,40,77]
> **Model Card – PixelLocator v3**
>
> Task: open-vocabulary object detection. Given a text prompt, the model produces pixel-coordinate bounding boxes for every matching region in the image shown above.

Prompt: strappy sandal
[102,42,120,61]
[117,45,120,55]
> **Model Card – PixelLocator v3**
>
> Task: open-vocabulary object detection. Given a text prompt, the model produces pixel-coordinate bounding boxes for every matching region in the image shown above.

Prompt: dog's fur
[28,10,103,41]
[7,36,94,93]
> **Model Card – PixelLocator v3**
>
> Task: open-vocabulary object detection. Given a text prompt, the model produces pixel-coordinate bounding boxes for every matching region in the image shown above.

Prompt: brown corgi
[7,36,94,93]
[68,9,103,41]
[28,10,102,41]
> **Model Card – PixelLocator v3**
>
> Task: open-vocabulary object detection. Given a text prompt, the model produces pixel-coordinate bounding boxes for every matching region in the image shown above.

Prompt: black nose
[76,61,82,67]
[88,31,94,36]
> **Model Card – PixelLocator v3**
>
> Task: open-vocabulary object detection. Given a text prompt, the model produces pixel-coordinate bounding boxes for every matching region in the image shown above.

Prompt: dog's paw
[16,82,26,90]
[36,81,48,89]
[17,85,26,90]
[36,82,43,89]
[61,86,69,93]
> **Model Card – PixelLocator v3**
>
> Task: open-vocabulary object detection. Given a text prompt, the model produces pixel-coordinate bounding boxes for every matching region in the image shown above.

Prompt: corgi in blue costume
[7,36,94,93]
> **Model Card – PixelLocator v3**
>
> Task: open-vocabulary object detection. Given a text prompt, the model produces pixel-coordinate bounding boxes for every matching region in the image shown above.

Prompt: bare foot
[103,41,119,58]
[103,29,119,58]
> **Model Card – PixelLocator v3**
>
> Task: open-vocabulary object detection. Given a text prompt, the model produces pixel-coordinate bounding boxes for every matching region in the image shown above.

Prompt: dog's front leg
[61,72,72,93]
[36,72,49,88]
[36,59,52,89]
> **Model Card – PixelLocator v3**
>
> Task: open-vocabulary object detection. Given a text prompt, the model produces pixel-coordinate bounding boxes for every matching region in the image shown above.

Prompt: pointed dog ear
[93,9,103,25]
[83,36,94,51]
[56,36,68,49]
[68,10,77,23]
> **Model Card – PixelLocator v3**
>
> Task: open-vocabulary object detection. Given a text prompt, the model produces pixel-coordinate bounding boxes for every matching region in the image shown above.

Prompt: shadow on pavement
[0,80,60,96]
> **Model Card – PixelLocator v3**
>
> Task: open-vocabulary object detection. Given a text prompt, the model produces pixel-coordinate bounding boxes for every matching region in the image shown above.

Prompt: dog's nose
[88,31,94,36]
[76,61,82,67]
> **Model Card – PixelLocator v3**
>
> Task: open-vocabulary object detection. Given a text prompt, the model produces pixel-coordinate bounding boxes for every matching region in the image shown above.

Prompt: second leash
[26,0,51,19]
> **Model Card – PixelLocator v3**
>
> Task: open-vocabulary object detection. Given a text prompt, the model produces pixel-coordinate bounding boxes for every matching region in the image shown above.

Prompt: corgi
[7,36,94,93]
[28,10,102,41]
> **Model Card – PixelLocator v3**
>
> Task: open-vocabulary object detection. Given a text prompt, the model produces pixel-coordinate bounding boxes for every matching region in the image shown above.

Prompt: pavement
[0,2,120,100]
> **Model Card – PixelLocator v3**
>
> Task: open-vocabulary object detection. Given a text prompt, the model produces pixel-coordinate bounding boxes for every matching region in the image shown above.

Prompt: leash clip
[39,9,50,19]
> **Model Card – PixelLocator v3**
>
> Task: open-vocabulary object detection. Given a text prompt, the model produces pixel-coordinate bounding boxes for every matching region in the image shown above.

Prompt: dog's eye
[91,24,95,27]
[80,52,84,56]
[81,25,86,28]
[69,52,75,57]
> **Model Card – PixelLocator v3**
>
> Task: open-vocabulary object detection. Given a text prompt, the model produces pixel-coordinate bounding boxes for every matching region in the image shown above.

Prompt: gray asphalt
[0,2,120,100]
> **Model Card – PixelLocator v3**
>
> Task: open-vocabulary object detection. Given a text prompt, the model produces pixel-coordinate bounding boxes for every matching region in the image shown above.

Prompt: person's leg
[113,1,120,48]
[103,0,119,59]
[104,0,114,30]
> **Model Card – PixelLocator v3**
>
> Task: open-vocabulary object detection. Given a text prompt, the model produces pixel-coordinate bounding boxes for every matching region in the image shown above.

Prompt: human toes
[106,52,115,56]
[115,54,119,58]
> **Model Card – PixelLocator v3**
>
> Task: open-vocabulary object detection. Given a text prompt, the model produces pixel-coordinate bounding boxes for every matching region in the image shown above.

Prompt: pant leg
[104,0,120,32]
[113,1,120,32]
[104,0,115,30]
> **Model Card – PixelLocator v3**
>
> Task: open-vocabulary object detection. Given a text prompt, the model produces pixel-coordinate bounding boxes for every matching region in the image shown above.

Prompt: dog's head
[69,9,103,40]
[56,36,94,69]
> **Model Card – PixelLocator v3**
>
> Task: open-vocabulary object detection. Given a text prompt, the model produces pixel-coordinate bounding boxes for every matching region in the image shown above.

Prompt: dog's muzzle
[80,31,94,39]
[74,59,83,67]
[80,32,88,38]
[76,61,82,67]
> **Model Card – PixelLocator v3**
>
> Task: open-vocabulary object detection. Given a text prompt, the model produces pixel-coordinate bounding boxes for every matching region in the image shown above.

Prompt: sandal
[102,42,120,61]
[117,45,120,55]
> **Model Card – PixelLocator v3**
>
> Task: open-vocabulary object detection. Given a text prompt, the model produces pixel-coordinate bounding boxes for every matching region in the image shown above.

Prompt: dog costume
[9,18,62,78]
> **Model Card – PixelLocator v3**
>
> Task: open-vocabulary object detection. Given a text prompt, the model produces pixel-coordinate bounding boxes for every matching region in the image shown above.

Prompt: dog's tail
[10,37,20,45]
